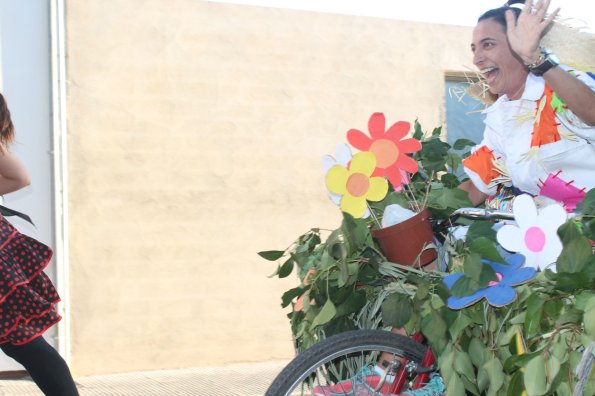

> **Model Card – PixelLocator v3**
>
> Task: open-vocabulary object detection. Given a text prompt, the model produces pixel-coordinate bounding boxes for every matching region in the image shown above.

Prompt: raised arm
[505,0,595,125]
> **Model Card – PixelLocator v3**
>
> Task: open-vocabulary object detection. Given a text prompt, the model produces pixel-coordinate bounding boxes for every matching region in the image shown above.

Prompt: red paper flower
[347,113,422,189]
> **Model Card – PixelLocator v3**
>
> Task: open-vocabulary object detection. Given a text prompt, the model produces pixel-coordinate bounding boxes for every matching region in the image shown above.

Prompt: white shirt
[465,66,595,206]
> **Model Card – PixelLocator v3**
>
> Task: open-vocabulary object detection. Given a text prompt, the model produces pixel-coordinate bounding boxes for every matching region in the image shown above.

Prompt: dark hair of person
[0,93,15,148]
[478,0,525,27]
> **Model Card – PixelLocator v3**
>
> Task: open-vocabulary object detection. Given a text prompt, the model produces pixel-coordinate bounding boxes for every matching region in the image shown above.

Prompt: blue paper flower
[443,253,536,309]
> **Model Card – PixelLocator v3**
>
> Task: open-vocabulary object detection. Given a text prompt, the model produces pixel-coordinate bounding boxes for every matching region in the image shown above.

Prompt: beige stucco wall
[65,0,475,375]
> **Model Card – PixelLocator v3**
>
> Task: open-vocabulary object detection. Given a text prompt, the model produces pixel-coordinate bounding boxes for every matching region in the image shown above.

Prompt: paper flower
[443,254,536,309]
[496,194,567,272]
[347,113,421,189]
[325,151,388,218]
[538,171,586,212]
[322,143,357,210]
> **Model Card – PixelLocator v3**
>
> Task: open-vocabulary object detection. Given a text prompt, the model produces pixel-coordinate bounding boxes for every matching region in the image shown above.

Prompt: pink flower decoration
[538,172,586,212]
[347,113,422,189]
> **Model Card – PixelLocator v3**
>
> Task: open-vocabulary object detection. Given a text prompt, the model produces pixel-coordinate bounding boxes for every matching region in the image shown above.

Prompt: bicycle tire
[266,329,430,396]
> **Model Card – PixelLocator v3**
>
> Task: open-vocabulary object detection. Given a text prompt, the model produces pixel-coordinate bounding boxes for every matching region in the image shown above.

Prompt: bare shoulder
[0,147,30,185]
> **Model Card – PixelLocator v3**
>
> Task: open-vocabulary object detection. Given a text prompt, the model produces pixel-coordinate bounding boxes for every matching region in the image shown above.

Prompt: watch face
[529,50,559,76]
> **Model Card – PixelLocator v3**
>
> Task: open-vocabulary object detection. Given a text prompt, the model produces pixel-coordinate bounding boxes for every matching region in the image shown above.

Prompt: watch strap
[527,49,559,76]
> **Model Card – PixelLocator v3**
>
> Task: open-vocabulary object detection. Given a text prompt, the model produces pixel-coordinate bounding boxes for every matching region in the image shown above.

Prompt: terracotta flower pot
[372,208,437,267]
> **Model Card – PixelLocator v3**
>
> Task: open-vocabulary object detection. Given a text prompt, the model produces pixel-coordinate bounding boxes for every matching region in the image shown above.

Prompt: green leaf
[545,354,561,386]
[477,366,490,392]
[449,312,473,339]
[557,220,583,245]
[277,258,295,278]
[258,250,285,261]
[575,188,595,215]
[335,290,367,317]
[507,371,526,396]
[509,311,526,325]
[427,187,472,214]
[446,153,463,173]
[524,293,544,338]
[483,357,505,394]
[583,295,595,336]
[421,138,449,172]
[575,292,595,310]
[453,138,477,150]
[431,126,443,137]
[469,337,488,368]
[340,214,371,251]
[469,237,506,263]
[555,309,582,327]
[450,275,476,298]
[463,253,498,286]
[466,221,498,244]
[382,293,413,327]
[454,346,476,384]
[413,119,424,140]
[556,234,592,273]
[445,371,467,396]
[421,309,448,352]
[438,345,455,389]
[317,249,335,270]
[499,324,520,347]
[311,299,337,328]
[440,173,461,188]
[548,270,594,291]
[524,353,547,396]
[281,286,306,308]
[542,299,563,322]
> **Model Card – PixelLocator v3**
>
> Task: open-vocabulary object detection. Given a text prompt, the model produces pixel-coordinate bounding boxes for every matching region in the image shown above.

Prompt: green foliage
[261,121,475,351]
[261,212,388,351]
[406,120,473,219]
[422,200,595,395]
[261,118,595,394]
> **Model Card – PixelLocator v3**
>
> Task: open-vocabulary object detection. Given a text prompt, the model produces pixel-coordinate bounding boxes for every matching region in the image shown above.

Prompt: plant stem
[367,203,382,229]
[494,306,513,346]
[403,181,421,212]
[420,171,434,210]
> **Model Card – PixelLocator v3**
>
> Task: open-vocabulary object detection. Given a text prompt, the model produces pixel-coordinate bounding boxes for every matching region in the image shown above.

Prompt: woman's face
[471,18,528,99]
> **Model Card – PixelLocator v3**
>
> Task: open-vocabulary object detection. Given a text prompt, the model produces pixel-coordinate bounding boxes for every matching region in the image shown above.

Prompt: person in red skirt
[0,93,78,395]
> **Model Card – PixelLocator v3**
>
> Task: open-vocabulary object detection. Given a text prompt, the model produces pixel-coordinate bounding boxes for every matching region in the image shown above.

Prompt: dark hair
[0,94,15,148]
[478,0,524,27]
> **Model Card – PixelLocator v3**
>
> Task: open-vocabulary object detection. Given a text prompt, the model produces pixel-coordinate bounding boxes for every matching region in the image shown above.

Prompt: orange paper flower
[347,113,422,189]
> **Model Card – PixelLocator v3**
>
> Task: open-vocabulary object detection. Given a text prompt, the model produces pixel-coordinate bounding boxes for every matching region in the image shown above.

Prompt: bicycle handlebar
[432,207,515,237]
[452,207,515,221]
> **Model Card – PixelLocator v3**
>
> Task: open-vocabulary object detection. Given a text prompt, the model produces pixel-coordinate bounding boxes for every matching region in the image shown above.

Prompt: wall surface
[65,0,474,375]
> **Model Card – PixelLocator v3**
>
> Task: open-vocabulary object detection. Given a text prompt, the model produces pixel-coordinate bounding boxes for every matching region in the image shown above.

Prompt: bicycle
[265,207,569,396]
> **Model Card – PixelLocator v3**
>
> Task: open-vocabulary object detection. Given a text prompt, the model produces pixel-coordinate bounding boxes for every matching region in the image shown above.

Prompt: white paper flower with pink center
[496,194,567,272]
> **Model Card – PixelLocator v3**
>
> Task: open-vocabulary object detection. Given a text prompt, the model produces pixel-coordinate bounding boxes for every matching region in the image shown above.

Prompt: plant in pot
[260,113,473,351]
[325,112,474,268]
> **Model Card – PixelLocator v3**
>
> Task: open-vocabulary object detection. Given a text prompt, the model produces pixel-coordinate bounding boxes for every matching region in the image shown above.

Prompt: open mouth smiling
[481,67,498,83]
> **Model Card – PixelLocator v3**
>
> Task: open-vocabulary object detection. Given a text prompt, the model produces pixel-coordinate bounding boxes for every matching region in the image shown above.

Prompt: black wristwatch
[526,48,559,76]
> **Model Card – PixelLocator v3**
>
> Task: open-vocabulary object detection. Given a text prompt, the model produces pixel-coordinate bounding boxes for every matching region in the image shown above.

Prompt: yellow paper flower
[325,151,388,218]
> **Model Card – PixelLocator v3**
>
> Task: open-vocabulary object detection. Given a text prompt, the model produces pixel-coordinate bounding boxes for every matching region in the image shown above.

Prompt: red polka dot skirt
[0,217,61,345]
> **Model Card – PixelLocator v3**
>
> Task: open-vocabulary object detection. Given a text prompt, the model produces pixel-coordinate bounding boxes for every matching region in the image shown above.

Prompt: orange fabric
[531,85,561,148]
[463,146,500,184]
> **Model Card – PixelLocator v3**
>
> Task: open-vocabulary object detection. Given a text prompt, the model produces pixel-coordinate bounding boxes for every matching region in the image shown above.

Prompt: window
[444,77,486,148]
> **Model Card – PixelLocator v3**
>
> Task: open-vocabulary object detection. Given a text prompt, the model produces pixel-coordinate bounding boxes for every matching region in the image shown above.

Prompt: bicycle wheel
[266,329,431,396]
